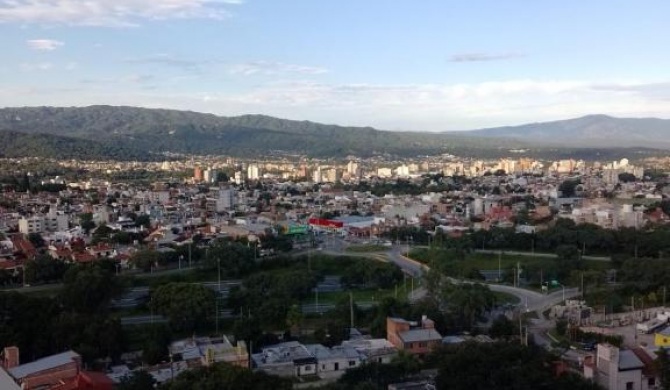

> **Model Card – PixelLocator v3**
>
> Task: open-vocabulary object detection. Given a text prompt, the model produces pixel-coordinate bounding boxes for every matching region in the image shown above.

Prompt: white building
[305,344,362,379]
[396,165,410,177]
[18,209,68,235]
[377,167,393,178]
[313,167,323,183]
[584,344,653,390]
[216,187,236,212]
[247,164,260,180]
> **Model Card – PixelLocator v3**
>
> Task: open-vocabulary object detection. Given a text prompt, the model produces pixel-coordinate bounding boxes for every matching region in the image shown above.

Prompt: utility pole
[315,287,320,315]
[349,292,354,330]
[518,309,523,346]
[498,251,502,282]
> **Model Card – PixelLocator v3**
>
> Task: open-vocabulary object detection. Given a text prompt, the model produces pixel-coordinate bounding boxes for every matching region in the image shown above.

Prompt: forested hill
[0,106,667,160]
[0,106,520,159]
[0,130,148,161]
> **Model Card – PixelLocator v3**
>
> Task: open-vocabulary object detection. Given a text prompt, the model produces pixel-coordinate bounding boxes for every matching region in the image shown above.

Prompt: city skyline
[1,1,670,131]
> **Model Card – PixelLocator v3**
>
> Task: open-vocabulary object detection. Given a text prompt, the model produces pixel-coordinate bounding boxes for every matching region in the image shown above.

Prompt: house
[252,341,317,378]
[2,347,81,390]
[169,335,248,369]
[305,344,362,379]
[386,316,443,357]
[341,338,398,364]
[583,343,658,390]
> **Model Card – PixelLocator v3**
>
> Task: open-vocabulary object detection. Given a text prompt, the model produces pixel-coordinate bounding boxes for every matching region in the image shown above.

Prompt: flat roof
[399,329,443,343]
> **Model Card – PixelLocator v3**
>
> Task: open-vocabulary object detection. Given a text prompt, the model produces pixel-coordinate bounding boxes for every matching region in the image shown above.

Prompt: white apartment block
[247,164,260,180]
[18,209,68,235]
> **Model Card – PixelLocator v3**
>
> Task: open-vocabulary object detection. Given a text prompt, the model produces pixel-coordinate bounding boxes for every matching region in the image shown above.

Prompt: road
[336,240,582,352]
[474,249,611,262]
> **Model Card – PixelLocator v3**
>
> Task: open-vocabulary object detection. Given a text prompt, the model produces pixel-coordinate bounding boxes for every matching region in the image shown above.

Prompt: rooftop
[8,350,79,380]
[0,368,20,390]
[619,350,644,371]
[399,329,443,343]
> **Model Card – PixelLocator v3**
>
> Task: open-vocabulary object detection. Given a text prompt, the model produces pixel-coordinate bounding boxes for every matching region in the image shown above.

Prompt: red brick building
[386,316,442,357]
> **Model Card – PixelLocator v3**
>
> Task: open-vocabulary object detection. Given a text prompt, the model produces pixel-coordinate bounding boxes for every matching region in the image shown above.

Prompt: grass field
[409,249,611,273]
[305,281,418,305]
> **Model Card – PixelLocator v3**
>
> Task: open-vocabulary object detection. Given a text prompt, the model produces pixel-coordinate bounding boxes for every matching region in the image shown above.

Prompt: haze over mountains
[0,106,667,160]
[462,114,670,149]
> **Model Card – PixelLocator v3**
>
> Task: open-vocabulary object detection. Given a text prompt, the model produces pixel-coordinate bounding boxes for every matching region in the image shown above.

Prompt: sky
[1,0,670,131]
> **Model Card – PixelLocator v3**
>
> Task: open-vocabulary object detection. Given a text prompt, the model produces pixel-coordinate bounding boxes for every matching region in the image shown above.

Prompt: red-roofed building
[86,244,115,258]
[646,208,670,225]
[9,234,37,260]
[71,253,97,264]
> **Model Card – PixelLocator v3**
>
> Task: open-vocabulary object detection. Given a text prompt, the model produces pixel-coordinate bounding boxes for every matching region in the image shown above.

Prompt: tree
[434,342,602,390]
[24,255,69,284]
[118,370,155,390]
[489,314,516,339]
[285,304,303,338]
[151,283,216,332]
[142,324,172,365]
[27,232,45,248]
[203,240,256,278]
[162,362,291,390]
[79,213,96,234]
[618,172,637,183]
[131,249,160,273]
[135,214,152,229]
[558,179,581,198]
[60,262,122,314]
[555,244,583,280]
[337,353,420,390]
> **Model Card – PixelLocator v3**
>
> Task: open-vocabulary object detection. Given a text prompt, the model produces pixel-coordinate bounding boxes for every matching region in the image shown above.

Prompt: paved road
[474,249,611,262]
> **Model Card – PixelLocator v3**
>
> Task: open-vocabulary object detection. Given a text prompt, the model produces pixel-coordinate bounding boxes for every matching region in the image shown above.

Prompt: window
[648,378,655,387]
[419,342,427,348]
[304,365,312,372]
[626,382,633,390]
[349,360,356,367]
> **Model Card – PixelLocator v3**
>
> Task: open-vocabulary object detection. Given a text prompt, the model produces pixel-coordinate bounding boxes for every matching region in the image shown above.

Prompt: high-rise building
[312,167,323,183]
[234,171,244,184]
[216,187,236,212]
[204,169,218,183]
[193,166,203,182]
[247,164,260,180]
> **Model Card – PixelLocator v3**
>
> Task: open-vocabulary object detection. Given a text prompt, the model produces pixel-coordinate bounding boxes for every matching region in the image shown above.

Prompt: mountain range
[0,106,667,161]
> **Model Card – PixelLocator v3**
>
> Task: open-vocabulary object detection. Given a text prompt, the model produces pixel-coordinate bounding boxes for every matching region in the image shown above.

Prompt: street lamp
[551,280,565,302]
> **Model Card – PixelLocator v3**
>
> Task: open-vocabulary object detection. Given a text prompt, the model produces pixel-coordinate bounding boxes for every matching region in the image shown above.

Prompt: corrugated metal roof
[619,350,644,371]
[399,329,443,343]
[8,350,79,379]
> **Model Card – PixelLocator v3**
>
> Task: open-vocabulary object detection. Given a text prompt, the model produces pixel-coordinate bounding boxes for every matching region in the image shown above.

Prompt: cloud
[20,62,53,71]
[449,52,525,63]
[26,39,64,51]
[0,0,243,27]
[125,54,201,71]
[2,78,670,131]
[229,61,328,76]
